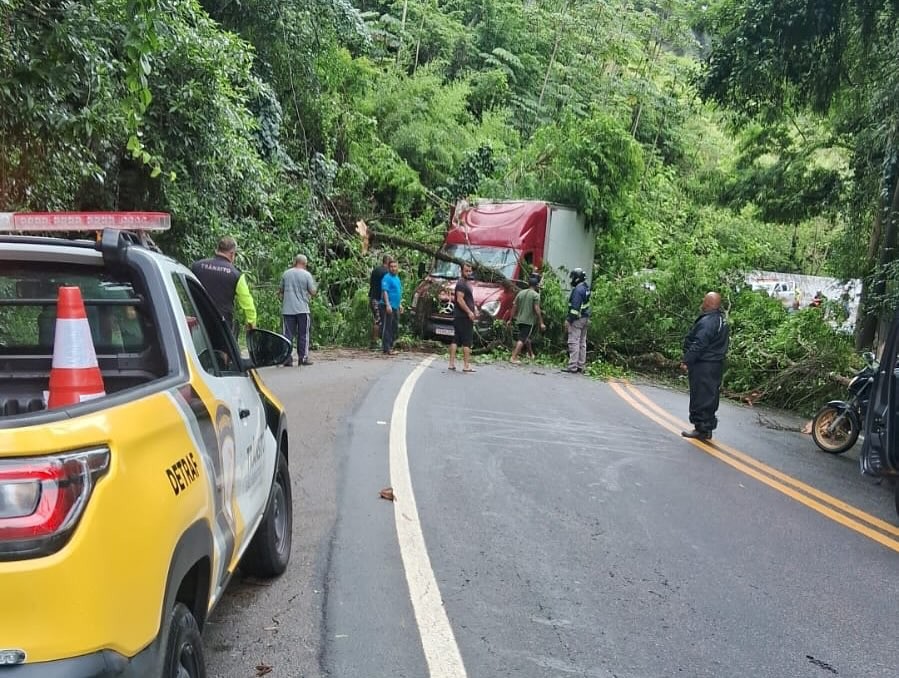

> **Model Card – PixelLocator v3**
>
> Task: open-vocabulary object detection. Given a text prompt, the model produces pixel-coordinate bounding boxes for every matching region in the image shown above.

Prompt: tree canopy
[0,0,886,410]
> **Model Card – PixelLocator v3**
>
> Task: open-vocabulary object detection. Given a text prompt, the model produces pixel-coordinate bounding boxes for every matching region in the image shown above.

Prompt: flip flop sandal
[448,365,456,371]
[463,368,476,373]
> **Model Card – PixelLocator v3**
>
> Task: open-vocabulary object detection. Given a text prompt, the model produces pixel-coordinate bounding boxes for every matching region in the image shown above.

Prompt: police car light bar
[0,212,171,232]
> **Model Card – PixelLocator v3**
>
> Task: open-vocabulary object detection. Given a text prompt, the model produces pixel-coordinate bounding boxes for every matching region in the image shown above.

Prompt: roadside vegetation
[3,0,897,413]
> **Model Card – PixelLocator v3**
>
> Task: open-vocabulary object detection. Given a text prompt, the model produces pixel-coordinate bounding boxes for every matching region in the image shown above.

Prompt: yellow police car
[0,213,293,677]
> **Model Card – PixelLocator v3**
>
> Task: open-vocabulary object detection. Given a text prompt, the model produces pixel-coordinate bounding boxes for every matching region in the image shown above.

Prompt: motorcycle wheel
[811,405,859,454]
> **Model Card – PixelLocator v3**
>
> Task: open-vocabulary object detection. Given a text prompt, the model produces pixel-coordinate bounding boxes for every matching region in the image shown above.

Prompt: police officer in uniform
[562,268,590,373]
[191,236,257,337]
[680,291,730,441]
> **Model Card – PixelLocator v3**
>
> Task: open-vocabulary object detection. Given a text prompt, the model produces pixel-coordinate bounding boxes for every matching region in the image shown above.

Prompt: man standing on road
[562,268,590,373]
[380,259,402,355]
[279,254,317,366]
[448,262,477,373]
[510,274,545,364]
[680,291,730,441]
[369,255,391,350]
[191,236,257,337]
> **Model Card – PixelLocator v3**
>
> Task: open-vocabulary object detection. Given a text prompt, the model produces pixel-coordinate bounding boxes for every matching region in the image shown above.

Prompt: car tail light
[0,447,109,561]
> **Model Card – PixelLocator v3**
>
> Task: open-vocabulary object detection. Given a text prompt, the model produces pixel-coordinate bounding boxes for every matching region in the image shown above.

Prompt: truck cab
[411,200,593,340]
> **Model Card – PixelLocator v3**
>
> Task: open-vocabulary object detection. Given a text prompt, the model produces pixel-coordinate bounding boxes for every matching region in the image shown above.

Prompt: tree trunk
[537,26,563,114]
[631,40,661,137]
[855,169,889,348]
[857,166,899,349]
[412,5,426,73]
[788,222,799,270]
[395,0,409,65]
[367,225,516,287]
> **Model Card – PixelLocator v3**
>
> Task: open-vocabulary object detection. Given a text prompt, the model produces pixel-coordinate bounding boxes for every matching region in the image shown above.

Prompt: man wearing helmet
[562,268,590,373]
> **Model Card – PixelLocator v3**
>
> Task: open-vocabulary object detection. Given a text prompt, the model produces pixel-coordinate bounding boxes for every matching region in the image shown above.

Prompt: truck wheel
[241,452,293,577]
[163,603,206,678]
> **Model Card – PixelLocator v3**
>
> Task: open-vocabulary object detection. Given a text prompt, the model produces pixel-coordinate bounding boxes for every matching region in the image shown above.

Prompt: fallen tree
[357,219,518,288]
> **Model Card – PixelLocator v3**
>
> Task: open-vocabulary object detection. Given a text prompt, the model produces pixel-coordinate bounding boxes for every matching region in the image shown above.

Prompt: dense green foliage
[2,0,880,411]
[699,0,899,348]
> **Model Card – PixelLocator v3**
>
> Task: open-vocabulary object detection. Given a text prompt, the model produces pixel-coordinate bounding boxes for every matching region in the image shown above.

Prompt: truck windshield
[431,245,518,279]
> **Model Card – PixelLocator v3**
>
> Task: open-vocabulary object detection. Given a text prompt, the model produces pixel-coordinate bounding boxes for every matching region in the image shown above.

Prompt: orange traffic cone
[47,286,106,408]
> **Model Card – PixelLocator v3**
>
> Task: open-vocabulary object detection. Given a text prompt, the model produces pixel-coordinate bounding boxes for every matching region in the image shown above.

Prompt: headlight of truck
[481,300,501,317]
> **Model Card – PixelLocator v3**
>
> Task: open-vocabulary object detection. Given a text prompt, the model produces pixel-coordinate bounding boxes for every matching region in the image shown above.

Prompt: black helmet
[569,268,586,285]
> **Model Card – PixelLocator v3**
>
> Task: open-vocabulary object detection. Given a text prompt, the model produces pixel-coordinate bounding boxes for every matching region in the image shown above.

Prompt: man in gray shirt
[279,254,318,366]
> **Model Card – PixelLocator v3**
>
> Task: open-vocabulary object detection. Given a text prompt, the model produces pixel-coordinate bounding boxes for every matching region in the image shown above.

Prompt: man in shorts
[509,274,545,364]
[448,262,476,372]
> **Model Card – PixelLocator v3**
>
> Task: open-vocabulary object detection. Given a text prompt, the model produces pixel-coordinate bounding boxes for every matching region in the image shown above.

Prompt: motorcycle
[811,351,877,454]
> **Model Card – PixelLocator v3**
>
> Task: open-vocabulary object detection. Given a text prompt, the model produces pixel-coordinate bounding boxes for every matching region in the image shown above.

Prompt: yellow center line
[607,380,899,554]
[618,380,899,539]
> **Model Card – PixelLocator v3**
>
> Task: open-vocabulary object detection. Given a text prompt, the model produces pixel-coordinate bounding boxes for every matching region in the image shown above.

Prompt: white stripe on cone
[52,318,100,369]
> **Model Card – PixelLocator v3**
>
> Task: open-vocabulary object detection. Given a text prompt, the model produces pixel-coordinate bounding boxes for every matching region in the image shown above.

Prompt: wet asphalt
[205,353,899,678]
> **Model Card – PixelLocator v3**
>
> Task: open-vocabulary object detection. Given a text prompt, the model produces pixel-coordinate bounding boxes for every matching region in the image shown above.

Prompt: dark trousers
[688,360,724,432]
[381,309,398,353]
[282,313,311,364]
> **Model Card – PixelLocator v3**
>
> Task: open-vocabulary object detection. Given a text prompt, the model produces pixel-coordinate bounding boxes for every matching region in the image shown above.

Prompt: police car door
[860,308,899,477]
[172,276,273,579]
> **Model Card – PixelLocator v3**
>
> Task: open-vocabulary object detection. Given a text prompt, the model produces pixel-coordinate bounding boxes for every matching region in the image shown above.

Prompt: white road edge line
[390,356,468,678]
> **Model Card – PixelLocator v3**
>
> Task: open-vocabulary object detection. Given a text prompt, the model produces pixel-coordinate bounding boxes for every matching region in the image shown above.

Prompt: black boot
[681,429,711,441]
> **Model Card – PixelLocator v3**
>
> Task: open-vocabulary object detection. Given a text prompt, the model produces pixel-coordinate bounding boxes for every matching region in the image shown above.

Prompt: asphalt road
[205,351,899,678]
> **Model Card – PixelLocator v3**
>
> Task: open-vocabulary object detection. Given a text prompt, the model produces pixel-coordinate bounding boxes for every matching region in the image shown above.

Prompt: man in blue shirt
[380,259,403,355]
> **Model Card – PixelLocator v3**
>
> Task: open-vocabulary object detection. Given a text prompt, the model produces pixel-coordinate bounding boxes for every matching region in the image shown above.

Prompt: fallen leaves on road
[379,487,395,501]
[801,420,813,435]
[255,663,272,676]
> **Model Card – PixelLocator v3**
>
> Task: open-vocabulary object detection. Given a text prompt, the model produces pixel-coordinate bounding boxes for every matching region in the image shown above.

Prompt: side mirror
[246,329,291,367]
[418,262,426,278]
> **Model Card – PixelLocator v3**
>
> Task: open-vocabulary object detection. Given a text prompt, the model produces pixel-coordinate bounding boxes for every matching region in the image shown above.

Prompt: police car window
[173,276,242,376]
[172,276,216,372]
[0,263,149,355]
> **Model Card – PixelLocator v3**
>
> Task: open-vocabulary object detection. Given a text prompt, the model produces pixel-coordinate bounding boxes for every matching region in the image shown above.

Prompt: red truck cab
[411,200,592,340]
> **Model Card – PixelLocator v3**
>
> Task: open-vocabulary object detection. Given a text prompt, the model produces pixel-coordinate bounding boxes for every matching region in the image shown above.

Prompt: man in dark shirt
[680,291,730,441]
[562,268,591,373]
[448,262,476,373]
[369,255,391,350]
[190,236,257,337]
